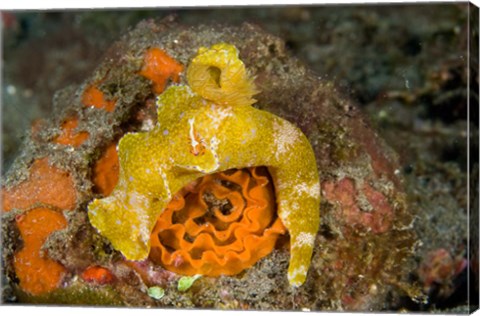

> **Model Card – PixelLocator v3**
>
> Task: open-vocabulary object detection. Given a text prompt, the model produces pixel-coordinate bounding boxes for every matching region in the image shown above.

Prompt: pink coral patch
[322,177,394,234]
[418,248,467,289]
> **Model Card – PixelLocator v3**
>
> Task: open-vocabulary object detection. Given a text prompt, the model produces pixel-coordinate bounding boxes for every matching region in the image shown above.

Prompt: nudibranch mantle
[87,43,320,287]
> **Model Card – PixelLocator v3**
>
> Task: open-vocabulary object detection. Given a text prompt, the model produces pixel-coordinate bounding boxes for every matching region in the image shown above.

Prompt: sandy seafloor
[1,3,479,313]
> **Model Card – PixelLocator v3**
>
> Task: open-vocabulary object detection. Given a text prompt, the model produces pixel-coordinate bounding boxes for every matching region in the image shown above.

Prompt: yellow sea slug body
[88,43,320,287]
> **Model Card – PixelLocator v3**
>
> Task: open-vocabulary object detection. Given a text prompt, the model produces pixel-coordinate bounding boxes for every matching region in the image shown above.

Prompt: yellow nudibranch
[88,43,320,287]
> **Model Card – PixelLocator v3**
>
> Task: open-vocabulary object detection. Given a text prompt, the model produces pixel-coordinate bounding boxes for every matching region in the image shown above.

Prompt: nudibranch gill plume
[87,43,320,287]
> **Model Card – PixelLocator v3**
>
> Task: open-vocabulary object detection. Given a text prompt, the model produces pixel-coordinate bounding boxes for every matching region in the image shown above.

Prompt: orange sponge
[82,85,116,112]
[92,143,119,196]
[149,167,286,276]
[53,116,89,147]
[14,207,67,295]
[80,265,115,285]
[139,48,183,94]
[2,158,77,212]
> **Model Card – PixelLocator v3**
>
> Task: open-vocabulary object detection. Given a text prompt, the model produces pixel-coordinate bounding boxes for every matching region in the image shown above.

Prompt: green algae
[147,286,165,300]
[178,275,202,292]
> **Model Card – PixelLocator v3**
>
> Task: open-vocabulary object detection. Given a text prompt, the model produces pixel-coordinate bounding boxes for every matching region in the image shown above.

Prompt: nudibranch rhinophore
[87,43,320,287]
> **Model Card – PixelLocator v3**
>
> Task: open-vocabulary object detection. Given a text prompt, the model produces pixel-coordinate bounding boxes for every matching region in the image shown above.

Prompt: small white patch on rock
[141,119,155,132]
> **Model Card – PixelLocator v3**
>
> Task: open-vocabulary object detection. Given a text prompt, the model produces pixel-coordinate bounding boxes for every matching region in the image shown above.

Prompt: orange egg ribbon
[149,167,286,276]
